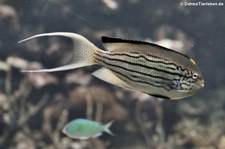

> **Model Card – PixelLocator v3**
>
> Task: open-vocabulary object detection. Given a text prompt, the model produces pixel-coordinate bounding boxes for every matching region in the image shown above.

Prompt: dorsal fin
[102,36,150,45]
[101,36,153,52]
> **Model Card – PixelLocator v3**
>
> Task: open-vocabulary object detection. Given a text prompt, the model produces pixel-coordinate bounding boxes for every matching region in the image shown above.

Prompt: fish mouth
[201,82,204,87]
[197,80,204,89]
[200,80,205,88]
[192,80,204,91]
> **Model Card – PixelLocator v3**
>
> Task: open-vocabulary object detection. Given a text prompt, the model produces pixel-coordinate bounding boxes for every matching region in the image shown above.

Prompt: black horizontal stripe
[95,52,195,91]
[107,53,180,75]
[113,69,170,91]
[94,55,173,81]
[109,52,178,71]
[95,53,183,79]
[94,57,192,91]
[94,57,171,91]
[106,64,170,91]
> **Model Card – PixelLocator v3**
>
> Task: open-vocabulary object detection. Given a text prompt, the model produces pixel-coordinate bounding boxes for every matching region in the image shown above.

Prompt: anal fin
[93,133,102,138]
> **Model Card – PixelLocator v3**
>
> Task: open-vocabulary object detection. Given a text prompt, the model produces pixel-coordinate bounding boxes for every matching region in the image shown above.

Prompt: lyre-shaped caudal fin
[19,32,100,72]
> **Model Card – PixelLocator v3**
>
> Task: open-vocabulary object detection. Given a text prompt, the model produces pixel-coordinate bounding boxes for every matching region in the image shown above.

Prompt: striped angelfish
[19,32,204,100]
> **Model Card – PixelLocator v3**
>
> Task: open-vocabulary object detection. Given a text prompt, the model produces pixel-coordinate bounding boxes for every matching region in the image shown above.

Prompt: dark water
[0,0,225,149]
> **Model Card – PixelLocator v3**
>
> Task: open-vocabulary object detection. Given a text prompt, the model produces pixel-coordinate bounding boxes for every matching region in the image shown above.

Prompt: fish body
[62,119,113,139]
[19,32,204,100]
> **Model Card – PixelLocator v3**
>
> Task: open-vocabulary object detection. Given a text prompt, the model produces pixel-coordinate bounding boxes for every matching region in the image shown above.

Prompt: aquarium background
[0,0,225,149]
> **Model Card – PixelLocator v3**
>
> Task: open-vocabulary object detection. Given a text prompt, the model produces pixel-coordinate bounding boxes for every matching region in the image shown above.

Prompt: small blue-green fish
[62,119,114,139]
[19,32,204,100]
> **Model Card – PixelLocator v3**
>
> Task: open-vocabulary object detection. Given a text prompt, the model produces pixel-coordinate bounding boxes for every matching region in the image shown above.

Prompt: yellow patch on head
[190,58,196,65]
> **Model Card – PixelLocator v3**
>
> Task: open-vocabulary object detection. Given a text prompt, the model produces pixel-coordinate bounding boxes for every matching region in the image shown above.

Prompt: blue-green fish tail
[104,121,114,136]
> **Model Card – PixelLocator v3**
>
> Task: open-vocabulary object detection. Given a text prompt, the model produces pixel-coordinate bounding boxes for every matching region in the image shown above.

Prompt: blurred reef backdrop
[0,0,225,149]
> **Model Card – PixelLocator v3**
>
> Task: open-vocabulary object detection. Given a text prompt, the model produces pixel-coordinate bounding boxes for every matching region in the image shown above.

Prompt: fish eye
[193,73,198,79]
